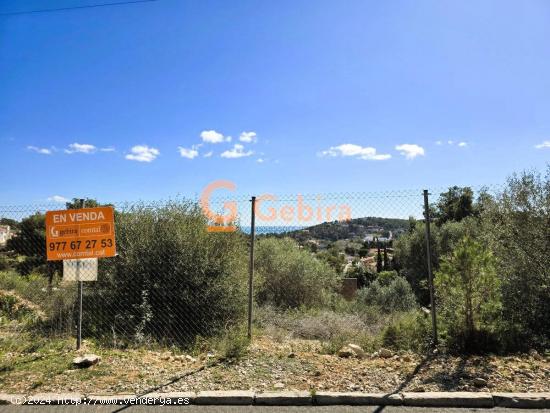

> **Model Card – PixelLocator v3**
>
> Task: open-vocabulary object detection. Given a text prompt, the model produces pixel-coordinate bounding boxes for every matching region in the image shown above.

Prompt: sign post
[76,199,84,351]
[45,201,116,350]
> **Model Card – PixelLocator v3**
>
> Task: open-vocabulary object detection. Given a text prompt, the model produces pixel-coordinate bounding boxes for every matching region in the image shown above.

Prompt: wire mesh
[0,185,504,348]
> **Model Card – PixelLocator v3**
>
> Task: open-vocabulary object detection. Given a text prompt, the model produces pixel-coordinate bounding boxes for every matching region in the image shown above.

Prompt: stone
[473,377,488,388]
[273,382,285,389]
[288,352,296,358]
[338,347,353,358]
[338,344,365,359]
[347,344,365,358]
[185,355,196,362]
[529,350,543,361]
[410,386,425,392]
[72,354,100,368]
[378,348,393,358]
[402,392,494,408]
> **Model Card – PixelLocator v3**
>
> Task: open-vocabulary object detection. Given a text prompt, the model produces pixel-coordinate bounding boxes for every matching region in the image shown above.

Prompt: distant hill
[278,217,410,242]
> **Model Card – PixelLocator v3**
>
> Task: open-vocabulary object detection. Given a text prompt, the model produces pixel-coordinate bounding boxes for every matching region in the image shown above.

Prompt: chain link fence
[0,185,504,349]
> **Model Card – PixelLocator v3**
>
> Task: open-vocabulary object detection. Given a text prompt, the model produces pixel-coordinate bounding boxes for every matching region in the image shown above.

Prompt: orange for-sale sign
[45,206,116,261]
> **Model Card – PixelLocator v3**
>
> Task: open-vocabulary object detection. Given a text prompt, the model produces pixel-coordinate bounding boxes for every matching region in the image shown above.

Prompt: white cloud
[435,140,443,145]
[458,141,468,147]
[125,145,160,162]
[321,144,391,161]
[395,144,425,159]
[447,140,454,145]
[100,147,116,152]
[203,151,213,158]
[27,145,53,155]
[178,145,199,159]
[239,131,257,143]
[220,144,253,159]
[48,195,69,203]
[256,158,264,163]
[535,141,550,149]
[200,130,231,144]
[64,143,97,154]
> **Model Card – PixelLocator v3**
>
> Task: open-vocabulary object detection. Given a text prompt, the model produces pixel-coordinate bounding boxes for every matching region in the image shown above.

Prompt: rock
[273,382,285,389]
[338,347,354,358]
[338,344,365,359]
[347,344,365,358]
[473,377,488,388]
[378,348,393,359]
[185,355,196,362]
[411,386,425,392]
[73,354,100,368]
[288,352,296,358]
[529,350,543,361]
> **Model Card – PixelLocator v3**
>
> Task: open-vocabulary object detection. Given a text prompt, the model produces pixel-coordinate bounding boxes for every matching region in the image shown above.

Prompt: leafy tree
[91,201,247,345]
[347,262,376,288]
[407,216,417,234]
[317,246,346,273]
[433,186,475,225]
[344,245,357,256]
[6,214,51,276]
[394,217,479,306]
[255,237,338,308]
[0,217,19,230]
[358,273,417,313]
[435,236,501,352]
[482,168,550,349]
[358,242,370,258]
[65,198,101,209]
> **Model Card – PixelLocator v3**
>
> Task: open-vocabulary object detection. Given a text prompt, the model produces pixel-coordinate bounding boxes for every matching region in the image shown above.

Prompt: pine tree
[376,245,383,273]
[383,246,390,270]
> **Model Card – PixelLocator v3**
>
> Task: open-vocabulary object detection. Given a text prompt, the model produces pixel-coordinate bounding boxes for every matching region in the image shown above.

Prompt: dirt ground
[1,333,549,395]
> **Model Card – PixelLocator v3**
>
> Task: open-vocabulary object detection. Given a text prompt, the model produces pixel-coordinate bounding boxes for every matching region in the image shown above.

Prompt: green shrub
[0,271,75,334]
[215,328,250,361]
[255,237,338,309]
[382,311,431,352]
[357,275,417,313]
[0,256,11,271]
[86,201,248,346]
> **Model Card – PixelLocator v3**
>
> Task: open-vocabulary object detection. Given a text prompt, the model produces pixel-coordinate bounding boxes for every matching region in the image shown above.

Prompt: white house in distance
[0,225,11,246]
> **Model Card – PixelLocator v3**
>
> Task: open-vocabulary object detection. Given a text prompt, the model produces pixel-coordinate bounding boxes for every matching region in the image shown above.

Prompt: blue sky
[1,0,549,206]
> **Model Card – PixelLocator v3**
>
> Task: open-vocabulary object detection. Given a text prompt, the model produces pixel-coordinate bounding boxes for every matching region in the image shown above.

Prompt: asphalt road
[0,407,549,412]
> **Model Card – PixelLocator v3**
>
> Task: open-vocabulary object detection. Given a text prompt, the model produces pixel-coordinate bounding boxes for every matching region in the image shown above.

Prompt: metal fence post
[247,196,256,340]
[423,190,438,347]
[76,198,84,350]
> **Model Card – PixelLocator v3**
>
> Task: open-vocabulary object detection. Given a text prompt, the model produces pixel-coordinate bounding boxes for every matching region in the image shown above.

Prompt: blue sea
[240,226,305,235]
